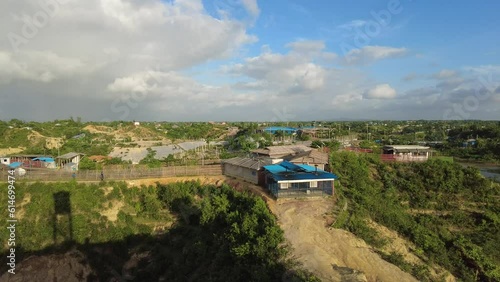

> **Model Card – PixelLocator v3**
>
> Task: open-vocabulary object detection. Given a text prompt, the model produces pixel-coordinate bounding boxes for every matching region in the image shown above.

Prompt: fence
[0,165,223,182]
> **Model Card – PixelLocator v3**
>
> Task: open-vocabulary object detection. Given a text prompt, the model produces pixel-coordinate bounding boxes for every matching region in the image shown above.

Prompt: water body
[459,162,500,182]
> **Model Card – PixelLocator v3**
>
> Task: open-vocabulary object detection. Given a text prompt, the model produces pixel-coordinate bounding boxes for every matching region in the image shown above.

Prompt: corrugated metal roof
[383,145,430,151]
[263,160,338,181]
[287,150,329,164]
[32,157,55,162]
[8,162,23,168]
[222,157,271,170]
[252,145,312,158]
[56,152,84,159]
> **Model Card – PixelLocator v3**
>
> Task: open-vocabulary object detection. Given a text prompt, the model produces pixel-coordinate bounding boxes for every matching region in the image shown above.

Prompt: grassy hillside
[0,180,318,281]
[330,151,500,281]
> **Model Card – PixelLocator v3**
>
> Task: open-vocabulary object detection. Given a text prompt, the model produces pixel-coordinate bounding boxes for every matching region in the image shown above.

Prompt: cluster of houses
[222,145,338,198]
[222,144,433,198]
[0,152,85,175]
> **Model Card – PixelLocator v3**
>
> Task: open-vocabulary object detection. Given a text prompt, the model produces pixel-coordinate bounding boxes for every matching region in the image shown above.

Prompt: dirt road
[275,198,418,282]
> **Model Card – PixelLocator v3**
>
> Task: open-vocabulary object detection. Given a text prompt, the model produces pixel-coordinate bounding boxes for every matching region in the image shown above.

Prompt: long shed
[221,157,271,184]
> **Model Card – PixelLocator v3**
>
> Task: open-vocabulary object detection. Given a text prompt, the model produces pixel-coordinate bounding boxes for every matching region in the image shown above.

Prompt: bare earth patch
[100,200,124,222]
[275,198,418,282]
[0,147,24,155]
[16,193,32,220]
[100,186,114,196]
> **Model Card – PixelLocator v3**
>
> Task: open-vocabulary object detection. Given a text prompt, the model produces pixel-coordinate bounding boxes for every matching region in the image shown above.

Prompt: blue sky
[1,0,499,121]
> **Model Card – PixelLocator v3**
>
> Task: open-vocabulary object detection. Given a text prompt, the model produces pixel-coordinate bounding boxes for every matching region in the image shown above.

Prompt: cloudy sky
[1,0,499,121]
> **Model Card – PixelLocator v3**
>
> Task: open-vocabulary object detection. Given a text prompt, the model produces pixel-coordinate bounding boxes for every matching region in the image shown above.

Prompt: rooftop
[263,161,337,182]
[287,149,329,164]
[222,157,272,170]
[252,144,312,158]
[56,152,85,159]
[384,145,430,150]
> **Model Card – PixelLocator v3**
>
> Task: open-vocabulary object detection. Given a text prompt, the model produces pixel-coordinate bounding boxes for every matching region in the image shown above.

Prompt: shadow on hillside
[0,232,160,281]
[53,191,73,244]
[0,190,168,281]
[0,183,288,282]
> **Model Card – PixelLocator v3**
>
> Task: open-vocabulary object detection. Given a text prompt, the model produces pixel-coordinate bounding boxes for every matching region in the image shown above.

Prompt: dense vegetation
[0,180,317,281]
[0,181,161,250]
[330,151,500,281]
[137,182,317,281]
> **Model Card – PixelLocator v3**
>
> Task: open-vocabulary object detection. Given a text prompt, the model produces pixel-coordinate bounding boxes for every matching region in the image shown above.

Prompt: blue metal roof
[263,127,297,133]
[263,161,338,181]
[8,162,23,168]
[32,157,55,162]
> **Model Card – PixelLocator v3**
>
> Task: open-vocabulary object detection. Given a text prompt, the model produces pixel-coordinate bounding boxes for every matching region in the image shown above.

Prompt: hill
[330,151,500,281]
[0,180,318,281]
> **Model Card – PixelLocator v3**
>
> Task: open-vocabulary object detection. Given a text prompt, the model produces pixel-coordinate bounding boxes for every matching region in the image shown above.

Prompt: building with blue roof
[262,127,298,135]
[262,161,338,198]
[8,162,23,169]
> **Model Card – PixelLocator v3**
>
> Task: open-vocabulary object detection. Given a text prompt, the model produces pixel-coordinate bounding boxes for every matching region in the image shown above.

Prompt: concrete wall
[223,163,259,184]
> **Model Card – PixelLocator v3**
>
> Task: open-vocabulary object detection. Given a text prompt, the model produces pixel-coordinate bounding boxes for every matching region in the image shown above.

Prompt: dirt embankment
[275,198,418,282]
[0,147,24,156]
[131,178,420,281]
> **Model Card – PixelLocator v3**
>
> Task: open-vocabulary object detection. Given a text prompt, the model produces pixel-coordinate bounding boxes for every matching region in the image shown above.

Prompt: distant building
[56,152,85,170]
[32,157,56,169]
[251,145,330,169]
[221,157,271,184]
[252,144,312,160]
[462,139,477,148]
[262,161,338,198]
[261,127,297,135]
[381,145,430,162]
[9,155,53,169]
[134,121,140,126]
[286,150,329,170]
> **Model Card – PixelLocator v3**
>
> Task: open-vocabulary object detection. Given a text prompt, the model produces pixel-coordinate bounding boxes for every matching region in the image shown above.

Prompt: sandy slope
[275,198,418,282]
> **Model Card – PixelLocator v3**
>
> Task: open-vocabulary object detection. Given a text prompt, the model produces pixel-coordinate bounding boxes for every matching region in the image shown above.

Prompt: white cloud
[432,69,457,79]
[336,20,367,30]
[0,0,262,120]
[343,46,408,65]
[0,1,498,121]
[229,41,331,94]
[363,84,397,99]
[241,0,260,18]
[0,50,87,84]
[286,40,325,54]
[1,0,256,72]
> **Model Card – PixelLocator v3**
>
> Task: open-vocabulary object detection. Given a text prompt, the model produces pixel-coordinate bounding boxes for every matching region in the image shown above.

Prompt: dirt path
[275,198,418,282]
